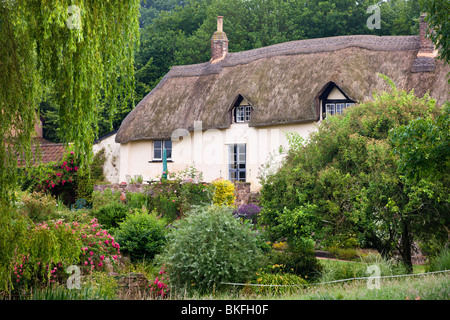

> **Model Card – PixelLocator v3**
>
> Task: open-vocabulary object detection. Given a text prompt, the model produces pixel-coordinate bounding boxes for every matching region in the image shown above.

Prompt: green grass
[186,259,449,300]
[189,272,449,300]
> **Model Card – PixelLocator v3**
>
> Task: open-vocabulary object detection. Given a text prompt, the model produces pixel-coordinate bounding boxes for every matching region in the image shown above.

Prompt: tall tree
[0,0,140,203]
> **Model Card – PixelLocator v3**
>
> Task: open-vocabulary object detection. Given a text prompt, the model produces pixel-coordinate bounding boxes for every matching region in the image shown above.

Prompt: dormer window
[325,102,355,117]
[231,94,252,123]
[235,105,251,122]
[319,82,355,120]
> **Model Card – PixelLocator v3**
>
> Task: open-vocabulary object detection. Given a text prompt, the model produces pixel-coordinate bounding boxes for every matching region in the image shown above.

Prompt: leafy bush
[211,179,236,206]
[269,237,322,279]
[91,189,122,210]
[259,77,445,268]
[426,248,450,272]
[114,208,167,262]
[125,191,149,210]
[91,202,130,232]
[18,191,59,223]
[159,205,265,293]
[250,264,307,295]
[326,246,360,261]
[147,180,180,221]
[179,182,212,213]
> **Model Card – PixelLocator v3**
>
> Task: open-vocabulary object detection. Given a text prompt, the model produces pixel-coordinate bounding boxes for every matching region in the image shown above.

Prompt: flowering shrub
[11,218,121,292]
[12,219,82,290]
[91,189,122,210]
[233,204,261,223]
[19,149,79,205]
[78,218,121,274]
[148,265,170,299]
[91,202,129,232]
[211,179,236,207]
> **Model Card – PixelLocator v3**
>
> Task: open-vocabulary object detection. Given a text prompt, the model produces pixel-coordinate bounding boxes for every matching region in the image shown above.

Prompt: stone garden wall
[94,181,260,207]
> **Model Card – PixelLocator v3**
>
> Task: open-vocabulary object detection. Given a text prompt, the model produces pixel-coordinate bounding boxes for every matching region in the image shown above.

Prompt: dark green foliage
[91,203,130,232]
[269,238,322,279]
[178,182,212,213]
[259,76,446,270]
[146,180,180,221]
[125,192,149,210]
[114,208,167,262]
[426,248,450,272]
[420,0,450,65]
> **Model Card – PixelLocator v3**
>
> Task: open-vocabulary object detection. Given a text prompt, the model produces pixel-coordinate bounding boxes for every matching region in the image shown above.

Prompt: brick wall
[419,14,434,53]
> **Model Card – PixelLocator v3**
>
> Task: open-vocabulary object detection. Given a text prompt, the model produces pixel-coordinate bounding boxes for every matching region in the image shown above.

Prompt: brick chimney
[211,16,228,61]
[411,13,437,73]
[418,13,435,56]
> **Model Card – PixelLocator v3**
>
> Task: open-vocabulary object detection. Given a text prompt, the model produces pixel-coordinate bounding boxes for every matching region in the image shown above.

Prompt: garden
[2,169,449,301]
[1,83,449,301]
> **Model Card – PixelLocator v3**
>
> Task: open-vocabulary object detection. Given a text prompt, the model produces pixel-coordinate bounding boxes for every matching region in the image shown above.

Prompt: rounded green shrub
[114,208,167,262]
[159,205,265,293]
[91,202,130,232]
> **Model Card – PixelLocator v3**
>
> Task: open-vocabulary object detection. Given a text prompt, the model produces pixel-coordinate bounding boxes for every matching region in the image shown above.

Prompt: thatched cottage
[115,15,449,191]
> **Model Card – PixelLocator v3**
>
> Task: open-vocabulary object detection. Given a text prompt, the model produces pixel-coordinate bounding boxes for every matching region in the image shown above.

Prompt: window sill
[149,160,173,163]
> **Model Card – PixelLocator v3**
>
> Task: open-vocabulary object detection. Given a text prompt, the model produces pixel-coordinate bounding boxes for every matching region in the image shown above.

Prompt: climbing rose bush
[148,265,170,299]
[78,218,121,273]
[11,218,121,291]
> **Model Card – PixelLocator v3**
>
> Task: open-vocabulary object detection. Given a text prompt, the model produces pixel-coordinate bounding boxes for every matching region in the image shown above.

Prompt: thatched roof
[116,35,449,143]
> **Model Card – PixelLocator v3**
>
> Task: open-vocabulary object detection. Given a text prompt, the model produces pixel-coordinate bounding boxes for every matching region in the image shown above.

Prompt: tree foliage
[259,76,448,270]
[37,0,424,141]
[0,0,140,203]
[133,0,422,103]
[420,0,450,64]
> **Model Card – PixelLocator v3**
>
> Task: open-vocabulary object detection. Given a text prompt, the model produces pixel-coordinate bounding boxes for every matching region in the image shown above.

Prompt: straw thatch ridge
[115,35,449,144]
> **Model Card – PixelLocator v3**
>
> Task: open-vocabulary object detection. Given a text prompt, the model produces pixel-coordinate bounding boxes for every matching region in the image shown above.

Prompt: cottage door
[229,144,246,182]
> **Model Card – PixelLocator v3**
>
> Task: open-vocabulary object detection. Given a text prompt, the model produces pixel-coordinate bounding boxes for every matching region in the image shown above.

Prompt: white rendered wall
[93,133,120,184]
[119,121,318,191]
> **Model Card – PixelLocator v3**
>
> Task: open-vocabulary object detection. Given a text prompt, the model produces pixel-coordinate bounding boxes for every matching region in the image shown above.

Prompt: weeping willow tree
[0,0,140,204]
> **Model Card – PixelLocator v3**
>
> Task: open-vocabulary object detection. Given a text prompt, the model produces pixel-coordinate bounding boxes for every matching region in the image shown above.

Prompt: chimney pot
[217,16,223,33]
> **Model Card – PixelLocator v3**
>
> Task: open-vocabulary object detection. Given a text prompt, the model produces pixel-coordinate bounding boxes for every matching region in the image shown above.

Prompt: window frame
[153,139,172,161]
[234,105,251,123]
[228,144,246,182]
[323,99,355,118]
